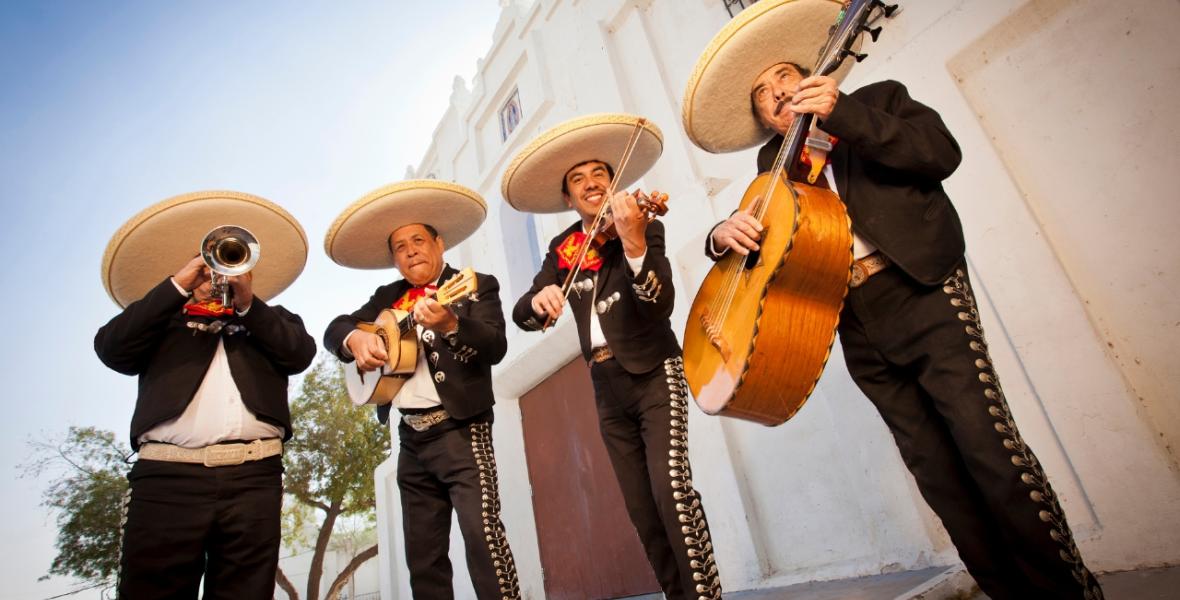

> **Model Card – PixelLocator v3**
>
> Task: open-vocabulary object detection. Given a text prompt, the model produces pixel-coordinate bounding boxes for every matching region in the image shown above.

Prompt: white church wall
[371,0,1180,597]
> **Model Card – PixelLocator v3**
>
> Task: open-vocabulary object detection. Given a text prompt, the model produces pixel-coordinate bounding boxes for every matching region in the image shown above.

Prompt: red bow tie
[393,284,438,312]
[556,231,604,272]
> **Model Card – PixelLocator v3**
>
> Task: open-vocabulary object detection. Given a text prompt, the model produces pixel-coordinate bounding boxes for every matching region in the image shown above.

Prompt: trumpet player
[94,191,316,599]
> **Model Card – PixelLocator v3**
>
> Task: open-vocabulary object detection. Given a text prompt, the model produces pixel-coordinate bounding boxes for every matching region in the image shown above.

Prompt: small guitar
[344,268,478,406]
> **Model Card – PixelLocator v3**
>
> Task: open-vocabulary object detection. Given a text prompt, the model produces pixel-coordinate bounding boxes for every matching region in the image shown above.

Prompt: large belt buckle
[590,346,613,365]
[850,261,869,288]
[403,409,449,432]
[203,443,248,467]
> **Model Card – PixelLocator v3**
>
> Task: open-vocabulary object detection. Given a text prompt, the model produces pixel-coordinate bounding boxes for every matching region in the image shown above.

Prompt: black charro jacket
[94,278,317,450]
[710,80,966,287]
[323,264,507,424]
[513,219,680,374]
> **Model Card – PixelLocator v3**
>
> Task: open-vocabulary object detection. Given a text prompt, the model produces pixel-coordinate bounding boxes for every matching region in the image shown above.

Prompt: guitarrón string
[704,5,856,336]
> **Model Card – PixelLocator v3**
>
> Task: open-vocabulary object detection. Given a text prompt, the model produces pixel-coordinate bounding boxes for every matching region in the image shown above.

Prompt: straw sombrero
[101,190,308,308]
[501,113,663,213]
[324,180,487,269]
[682,0,855,154]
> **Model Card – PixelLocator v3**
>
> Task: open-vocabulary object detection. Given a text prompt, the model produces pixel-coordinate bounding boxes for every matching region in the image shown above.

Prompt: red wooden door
[519,358,661,599]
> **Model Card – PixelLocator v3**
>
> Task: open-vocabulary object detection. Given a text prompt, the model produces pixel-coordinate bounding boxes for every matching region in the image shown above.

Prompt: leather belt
[402,408,451,432]
[138,439,282,467]
[850,252,891,288]
[589,345,614,366]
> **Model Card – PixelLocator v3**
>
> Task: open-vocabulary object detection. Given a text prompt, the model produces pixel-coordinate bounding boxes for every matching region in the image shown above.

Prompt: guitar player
[322,181,520,600]
[686,1,1102,598]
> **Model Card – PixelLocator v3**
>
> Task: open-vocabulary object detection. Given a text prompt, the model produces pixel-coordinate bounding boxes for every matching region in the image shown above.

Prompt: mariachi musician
[322,180,520,600]
[683,1,1102,598]
[94,190,316,598]
[505,114,722,600]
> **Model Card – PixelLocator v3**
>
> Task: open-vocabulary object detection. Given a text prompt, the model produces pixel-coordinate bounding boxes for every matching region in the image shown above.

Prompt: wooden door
[519,358,661,599]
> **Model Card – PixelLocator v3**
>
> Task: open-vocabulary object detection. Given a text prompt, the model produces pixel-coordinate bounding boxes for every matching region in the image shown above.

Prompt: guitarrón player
[684,1,1102,598]
[322,180,520,599]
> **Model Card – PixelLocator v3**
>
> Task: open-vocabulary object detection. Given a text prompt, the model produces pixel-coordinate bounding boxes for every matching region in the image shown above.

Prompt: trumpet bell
[202,225,260,276]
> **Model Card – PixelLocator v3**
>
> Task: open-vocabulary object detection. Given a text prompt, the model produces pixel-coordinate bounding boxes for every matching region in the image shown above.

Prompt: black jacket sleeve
[626,220,675,320]
[512,241,562,332]
[323,284,394,362]
[819,80,961,181]
[238,299,317,375]
[94,278,190,375]
[448,274,508,365]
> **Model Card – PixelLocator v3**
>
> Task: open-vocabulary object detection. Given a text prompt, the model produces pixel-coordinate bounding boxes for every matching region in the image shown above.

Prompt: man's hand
[346,330,389,371]
[609,190,647,258]
[228,272,254,312]
[791,75,839,120]
[174,255,210,292]
[710,206,763,256]
[414,297,458,333]
[530,284,565,322]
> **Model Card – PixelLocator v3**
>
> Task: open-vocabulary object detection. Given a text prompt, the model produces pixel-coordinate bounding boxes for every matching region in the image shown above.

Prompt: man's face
[390,223,446,286]
[751,62,805,136]
[562,161,612,223]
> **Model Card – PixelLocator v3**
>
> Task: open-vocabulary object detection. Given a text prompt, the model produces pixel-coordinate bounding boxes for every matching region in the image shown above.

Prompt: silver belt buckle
[203,443,248,467]
[402,409,449,432]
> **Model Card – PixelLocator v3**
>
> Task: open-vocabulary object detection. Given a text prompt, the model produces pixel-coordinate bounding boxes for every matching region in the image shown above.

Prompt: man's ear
[435,236,447,253]
[562,193,573,208]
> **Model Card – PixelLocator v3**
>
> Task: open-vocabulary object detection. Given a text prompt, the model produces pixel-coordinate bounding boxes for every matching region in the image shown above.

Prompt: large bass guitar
[682,0,896,425]
[344,268,477,406]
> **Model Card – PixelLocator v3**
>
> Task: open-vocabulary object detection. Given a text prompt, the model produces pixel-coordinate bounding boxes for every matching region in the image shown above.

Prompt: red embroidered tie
[183,299,235,317]
[555,231,604,272]
[392,284,438,312]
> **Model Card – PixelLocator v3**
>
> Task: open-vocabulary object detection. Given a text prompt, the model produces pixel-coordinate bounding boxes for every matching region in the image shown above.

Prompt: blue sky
[0,2,502,597]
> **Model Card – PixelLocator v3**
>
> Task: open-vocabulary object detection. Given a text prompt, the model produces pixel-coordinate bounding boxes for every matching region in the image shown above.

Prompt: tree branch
[275,565,298,600]
[324,544,379,600]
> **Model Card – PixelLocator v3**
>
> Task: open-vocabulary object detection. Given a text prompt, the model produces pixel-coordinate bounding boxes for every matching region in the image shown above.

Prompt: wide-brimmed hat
[682,0,854,154]
[101,190,308,308]
[324,179,487,269]
[501,113,663,213]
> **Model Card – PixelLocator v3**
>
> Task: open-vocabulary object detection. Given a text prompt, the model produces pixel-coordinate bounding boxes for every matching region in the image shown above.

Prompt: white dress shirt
[139,279,283,448]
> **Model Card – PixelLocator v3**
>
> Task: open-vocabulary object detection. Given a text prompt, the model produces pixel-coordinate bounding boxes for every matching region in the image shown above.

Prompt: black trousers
[396,412,520,600]
[590,355,722,600]
[118,455,283,599]
[839,265,1103,600]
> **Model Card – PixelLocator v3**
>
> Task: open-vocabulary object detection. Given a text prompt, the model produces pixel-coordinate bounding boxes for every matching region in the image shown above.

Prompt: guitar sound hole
[743,249,761,270]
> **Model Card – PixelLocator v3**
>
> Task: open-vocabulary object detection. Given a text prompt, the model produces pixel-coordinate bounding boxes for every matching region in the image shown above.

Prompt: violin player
[322,181,520,599]
[505,114,723,600]
[684,1,1102,598]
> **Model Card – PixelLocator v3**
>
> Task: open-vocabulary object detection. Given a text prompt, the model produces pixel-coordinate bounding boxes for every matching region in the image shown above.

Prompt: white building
[373,0,1180,597]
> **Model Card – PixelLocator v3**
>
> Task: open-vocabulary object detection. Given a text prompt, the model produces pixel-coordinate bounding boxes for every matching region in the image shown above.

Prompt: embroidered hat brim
[501,113,664,214]
[101,190,308,308]
[324,179,487,269]
[682,0,853,154]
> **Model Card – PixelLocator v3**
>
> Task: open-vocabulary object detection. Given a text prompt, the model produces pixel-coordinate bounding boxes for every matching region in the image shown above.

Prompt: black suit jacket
[709,80,965,286]
[513,219,680,374]
[323,264,508,424]
[94,278,317,450]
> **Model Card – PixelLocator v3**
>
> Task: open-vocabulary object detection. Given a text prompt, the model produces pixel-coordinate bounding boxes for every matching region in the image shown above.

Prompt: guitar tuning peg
[862,24,882,42]
[843,49,869,63]
[873,1,899,18]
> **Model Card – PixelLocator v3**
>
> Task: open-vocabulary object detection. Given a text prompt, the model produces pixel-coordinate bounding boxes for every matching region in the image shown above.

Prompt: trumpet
[200,225,260,307]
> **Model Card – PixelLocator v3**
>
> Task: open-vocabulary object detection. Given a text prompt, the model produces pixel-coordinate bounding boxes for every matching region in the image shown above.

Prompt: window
[499,87,523,142]
[724,0,759,18]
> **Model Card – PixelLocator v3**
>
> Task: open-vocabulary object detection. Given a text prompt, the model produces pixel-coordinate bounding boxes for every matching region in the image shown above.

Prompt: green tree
[278,356,391,600]
[20,426,133,593]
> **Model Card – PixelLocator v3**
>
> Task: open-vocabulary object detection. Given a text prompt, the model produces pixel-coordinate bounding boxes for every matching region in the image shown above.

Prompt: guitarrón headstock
[436,267,478,305]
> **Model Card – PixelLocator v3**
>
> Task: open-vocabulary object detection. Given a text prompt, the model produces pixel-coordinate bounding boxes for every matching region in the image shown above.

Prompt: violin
[586,189,670,248]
